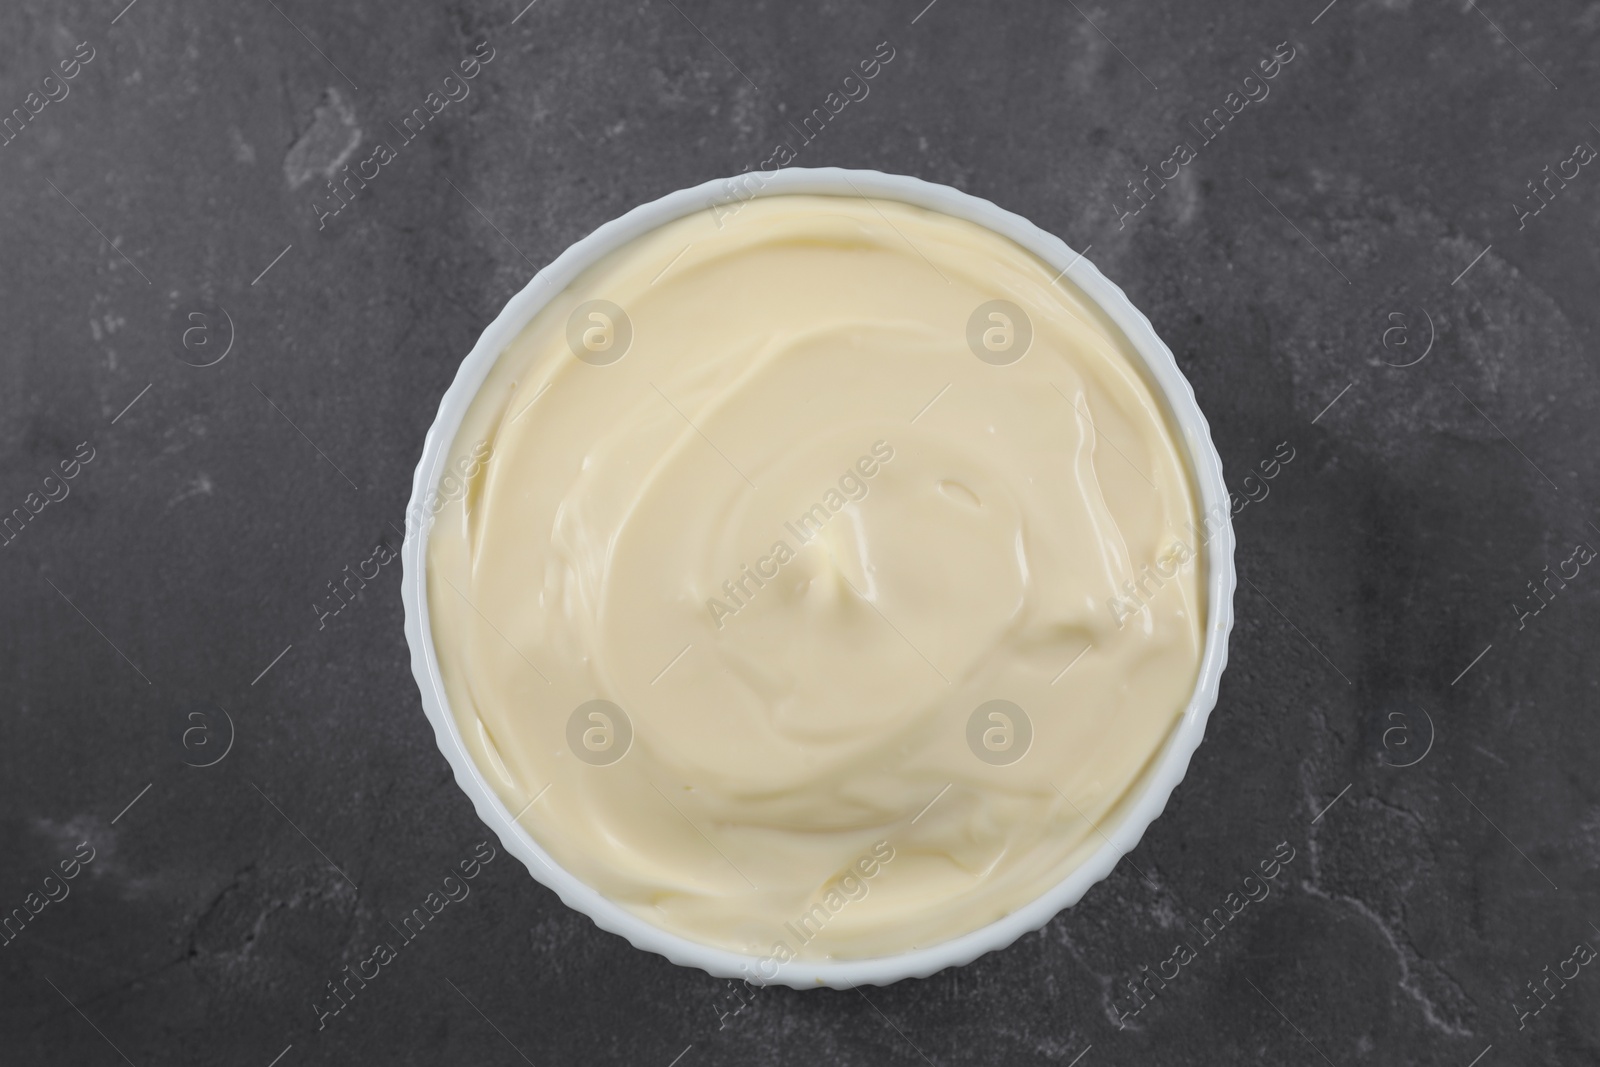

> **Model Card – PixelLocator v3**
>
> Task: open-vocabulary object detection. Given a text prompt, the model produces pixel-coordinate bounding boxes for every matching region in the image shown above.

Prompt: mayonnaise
[427,194,1205,960]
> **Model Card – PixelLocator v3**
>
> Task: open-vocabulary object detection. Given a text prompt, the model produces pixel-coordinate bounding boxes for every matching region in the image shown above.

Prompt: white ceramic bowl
[401,167,1235,988]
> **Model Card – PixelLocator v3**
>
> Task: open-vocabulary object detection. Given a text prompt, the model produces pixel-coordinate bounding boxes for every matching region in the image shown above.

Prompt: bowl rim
[399,166,1236,989]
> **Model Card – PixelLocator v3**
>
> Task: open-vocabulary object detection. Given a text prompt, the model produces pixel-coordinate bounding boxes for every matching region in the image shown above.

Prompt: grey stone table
[3,0,1597,1063]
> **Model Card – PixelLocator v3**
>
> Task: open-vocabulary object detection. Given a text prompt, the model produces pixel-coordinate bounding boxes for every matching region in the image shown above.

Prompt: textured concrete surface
[3,0,1599,1064]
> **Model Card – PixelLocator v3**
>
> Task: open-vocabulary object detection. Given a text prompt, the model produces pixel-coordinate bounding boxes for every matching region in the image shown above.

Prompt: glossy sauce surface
[427,195,1205,961]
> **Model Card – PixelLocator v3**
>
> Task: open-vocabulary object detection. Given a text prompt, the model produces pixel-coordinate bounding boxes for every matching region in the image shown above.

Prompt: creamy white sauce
[428,194,1205,959]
